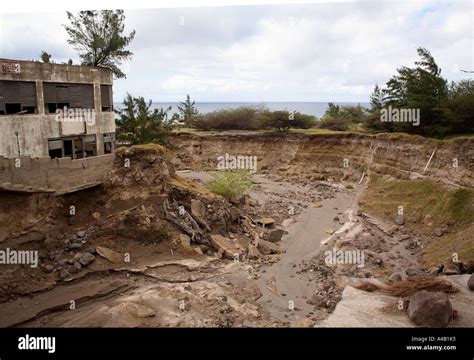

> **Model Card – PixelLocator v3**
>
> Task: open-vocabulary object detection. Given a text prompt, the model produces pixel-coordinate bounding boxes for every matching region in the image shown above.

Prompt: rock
[407,291,452,327]
[91,212,101,220]
[73,262,82,272]
[333,216,340,222]
[69,243,82,250]
[313,202,323,208]
[210,234,241,260]
[468,274,474,291]
[67,253,82,265]
[434,228,443,237]
[290,318,314,328]
[79,253,95,267]
[268,229,285,243]
[193,246,203,255]
[395,214,404,226]
[257,239,282,255]
[178,234,194,253]
[77,230,86,238]
[406,268,428,277]
[389,273,402,282]
[248,244,261,259]
[96,246,122,263]
[255,218,275,227]
[59,269,70,280]
[324,229,335,235]
[57,258,68,266]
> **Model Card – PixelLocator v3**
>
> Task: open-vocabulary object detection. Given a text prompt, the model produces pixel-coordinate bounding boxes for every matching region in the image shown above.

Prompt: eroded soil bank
[0,133,472,327]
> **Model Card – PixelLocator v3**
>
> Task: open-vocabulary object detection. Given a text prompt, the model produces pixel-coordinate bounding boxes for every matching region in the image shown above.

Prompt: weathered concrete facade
[0,59,116,193]
[0,59,115,158]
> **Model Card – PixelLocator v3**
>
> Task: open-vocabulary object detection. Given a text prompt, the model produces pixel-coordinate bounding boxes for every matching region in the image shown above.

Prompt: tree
[324,103,340,118]
[116,94,176,145]
[40,51,52,63]
[383,47,448,136]
[177,94,199,127]
[442,80,474,134]
[369,84,384,112]
[64,10,135,79]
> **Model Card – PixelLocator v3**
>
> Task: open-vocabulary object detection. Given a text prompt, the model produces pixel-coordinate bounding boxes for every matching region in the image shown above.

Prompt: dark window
[5,103,22,114]
[100,85,113,112]
[48,136,99,159]
[43,82,94,114]
[48,139,63,159]
[103,132,115,154]
[83,135,97,157]
[64,140,73,157]
[0,80,37,115]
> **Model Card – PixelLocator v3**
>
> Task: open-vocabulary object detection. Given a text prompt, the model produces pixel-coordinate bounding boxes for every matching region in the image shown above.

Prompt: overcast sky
[0,1,472,102]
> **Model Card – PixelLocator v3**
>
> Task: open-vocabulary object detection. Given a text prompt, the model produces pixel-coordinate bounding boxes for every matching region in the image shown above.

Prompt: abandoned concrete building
[0,59,116,193]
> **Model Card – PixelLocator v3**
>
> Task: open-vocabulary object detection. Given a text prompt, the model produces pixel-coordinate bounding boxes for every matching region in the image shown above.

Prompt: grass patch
[361,175,474,266]
[209,170,253,202]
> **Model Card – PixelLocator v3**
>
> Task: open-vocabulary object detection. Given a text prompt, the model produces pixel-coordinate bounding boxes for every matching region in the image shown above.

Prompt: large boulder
[407,291,452,327]
[268,229,285,243]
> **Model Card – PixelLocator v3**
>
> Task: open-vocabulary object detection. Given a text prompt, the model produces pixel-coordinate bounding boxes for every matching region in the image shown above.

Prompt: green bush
[209,170,253,201]
[318,104,367,131]
[191,107,265,131]
[190,105,317,132]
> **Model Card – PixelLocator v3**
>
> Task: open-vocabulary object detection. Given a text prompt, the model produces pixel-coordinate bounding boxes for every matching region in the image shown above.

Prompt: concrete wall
[0,154,115,194]
[0,59,115,158]
[0,113,115,158]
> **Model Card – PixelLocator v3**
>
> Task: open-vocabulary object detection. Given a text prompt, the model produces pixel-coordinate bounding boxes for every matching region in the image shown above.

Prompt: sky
[0,1,472,102]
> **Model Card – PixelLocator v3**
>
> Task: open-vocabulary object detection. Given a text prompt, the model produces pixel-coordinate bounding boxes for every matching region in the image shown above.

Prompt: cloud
[1,1,472,102]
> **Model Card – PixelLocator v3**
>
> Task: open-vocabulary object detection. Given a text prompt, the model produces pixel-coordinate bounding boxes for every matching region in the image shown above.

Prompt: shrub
[209,170,253,201]
[191,107,264,131]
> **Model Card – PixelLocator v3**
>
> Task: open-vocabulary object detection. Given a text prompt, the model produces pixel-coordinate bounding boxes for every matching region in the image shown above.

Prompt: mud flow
[0,133,473,328]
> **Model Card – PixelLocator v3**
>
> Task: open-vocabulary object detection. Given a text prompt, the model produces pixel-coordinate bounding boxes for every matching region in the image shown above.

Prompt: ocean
[113,102,370,118]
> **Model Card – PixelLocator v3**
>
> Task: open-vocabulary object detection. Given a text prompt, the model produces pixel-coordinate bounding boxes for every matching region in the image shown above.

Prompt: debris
[313,202,323,208]
[210,234,240,260]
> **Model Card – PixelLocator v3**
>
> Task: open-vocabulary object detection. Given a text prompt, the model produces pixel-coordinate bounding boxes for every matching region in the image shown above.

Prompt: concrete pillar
[36,80,45,115]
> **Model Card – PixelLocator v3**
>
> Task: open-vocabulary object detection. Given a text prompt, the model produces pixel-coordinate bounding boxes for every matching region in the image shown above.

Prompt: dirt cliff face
[170,132,474,188]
